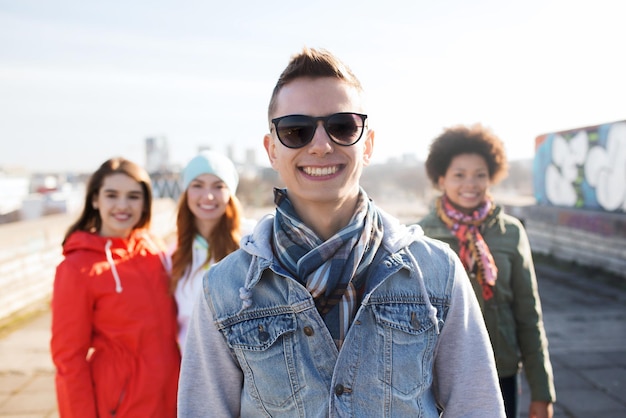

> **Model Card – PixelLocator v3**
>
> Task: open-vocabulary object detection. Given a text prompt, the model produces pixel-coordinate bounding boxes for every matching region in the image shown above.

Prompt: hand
[528,400,553,418]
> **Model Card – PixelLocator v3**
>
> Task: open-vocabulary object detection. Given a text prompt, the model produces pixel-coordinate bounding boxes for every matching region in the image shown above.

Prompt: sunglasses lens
[273,113,366,148]
[276,116,316,148]
[326,113,364,144]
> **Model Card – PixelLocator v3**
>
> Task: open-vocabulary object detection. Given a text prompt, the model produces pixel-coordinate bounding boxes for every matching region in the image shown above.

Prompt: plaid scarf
[272,188,383,348]
[436,195,498,300]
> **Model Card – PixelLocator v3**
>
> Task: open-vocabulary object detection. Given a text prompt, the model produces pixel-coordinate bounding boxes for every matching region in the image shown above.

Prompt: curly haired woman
[418,124,556,418]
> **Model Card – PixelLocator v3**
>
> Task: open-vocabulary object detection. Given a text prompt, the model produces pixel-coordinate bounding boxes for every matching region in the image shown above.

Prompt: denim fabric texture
[207,219,452,416]
[178,212,506,417]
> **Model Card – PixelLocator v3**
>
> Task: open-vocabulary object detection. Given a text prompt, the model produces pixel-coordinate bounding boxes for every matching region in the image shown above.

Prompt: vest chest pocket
[223,312,296,350]
[221,312,301,408]
[371,303,438,395]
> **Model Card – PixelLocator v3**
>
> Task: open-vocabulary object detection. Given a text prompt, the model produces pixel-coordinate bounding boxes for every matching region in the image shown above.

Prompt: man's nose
[307,121,333,152]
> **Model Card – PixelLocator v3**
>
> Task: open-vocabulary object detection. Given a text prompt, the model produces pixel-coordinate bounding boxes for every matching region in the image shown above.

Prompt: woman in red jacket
[51,157,180,418]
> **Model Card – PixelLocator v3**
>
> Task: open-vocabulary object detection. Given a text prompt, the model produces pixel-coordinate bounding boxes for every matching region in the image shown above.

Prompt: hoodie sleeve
[433,254,506,417]
[177,285,243,417]
[50,260,98,418]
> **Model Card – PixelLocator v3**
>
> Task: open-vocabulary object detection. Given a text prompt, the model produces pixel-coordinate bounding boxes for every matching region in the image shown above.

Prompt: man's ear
[264,133,278,170]
[362,128,375,166]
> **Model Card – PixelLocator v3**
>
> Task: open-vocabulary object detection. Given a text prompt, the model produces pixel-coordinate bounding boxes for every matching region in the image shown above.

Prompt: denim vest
[205,218,455,417]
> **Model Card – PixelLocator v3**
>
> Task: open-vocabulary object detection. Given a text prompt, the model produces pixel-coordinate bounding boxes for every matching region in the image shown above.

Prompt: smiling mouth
[301,166,340,176]
[199,204,218,210]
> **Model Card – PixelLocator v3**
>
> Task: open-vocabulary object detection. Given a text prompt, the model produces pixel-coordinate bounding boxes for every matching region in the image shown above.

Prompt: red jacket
[51,229,180,418]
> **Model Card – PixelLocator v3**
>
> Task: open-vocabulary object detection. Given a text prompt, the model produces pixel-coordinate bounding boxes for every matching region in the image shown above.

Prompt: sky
[1,0,625,173]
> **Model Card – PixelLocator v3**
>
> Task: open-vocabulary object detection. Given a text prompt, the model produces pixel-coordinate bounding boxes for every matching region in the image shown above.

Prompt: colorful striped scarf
[436,195,498,300]
[273,188,383,348]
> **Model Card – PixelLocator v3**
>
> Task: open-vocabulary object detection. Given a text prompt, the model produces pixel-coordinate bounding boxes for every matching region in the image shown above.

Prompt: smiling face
[264,77,374,219]
[186,173,231,237]
[93,173,145,238]
[438,153,491,213]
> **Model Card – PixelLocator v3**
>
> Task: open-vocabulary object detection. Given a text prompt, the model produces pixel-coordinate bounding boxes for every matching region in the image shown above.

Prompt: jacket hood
[63,229,162,255]
[63,229,167,293]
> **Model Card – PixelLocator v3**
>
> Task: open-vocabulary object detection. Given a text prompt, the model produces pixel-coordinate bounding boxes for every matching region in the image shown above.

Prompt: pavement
[0,261,625,417]
[0,303,57,418]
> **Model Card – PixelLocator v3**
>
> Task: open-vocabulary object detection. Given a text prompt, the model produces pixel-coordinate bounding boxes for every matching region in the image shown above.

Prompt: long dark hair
[63,157,153,244]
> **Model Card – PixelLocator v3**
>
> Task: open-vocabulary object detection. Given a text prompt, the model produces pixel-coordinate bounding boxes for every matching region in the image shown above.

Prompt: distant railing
[12,194,614,328]
[151,174,183,201]
[0,199,177,326]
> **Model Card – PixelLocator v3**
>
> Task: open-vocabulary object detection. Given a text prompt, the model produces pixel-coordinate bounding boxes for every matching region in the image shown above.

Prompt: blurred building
[245,148,257,166]
[0,172,30,223]
[145,136,170,174]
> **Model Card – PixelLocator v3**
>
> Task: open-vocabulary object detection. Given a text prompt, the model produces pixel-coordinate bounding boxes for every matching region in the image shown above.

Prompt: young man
[178,47,505,417]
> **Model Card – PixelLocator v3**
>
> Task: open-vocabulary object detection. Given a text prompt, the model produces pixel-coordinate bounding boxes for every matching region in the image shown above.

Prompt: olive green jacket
[418,204,556,402]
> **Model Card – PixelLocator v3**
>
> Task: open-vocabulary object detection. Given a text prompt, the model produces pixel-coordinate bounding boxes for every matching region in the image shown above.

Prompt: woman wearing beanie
[170,150,256,353]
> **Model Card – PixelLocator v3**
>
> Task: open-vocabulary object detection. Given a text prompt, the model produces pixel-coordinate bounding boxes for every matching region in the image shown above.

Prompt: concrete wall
[505,203,626,278]
[0,199,177,325]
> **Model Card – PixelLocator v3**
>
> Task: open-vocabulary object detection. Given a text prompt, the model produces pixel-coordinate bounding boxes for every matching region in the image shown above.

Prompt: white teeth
[303,166,338,176]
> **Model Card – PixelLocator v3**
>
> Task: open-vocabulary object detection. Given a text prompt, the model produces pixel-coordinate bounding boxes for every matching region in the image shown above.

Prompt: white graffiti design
[584,122,626,211]
[545,130,588,206]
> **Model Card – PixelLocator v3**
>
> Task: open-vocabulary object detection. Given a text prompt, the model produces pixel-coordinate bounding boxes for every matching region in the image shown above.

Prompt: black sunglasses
[271,112,368,149]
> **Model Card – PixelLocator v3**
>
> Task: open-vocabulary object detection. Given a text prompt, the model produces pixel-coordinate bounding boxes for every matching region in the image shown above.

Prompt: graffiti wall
[534,120,626,212]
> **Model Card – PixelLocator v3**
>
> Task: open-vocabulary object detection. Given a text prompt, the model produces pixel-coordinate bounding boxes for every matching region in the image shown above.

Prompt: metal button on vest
[411,312,420,329]
[303,326,314,336]
[334,384,344,395]
[258,325,269,342]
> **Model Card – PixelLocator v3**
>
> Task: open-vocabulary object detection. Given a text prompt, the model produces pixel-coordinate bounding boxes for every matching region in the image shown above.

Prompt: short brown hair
[425,124,509,187]
[267,47,363,120]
